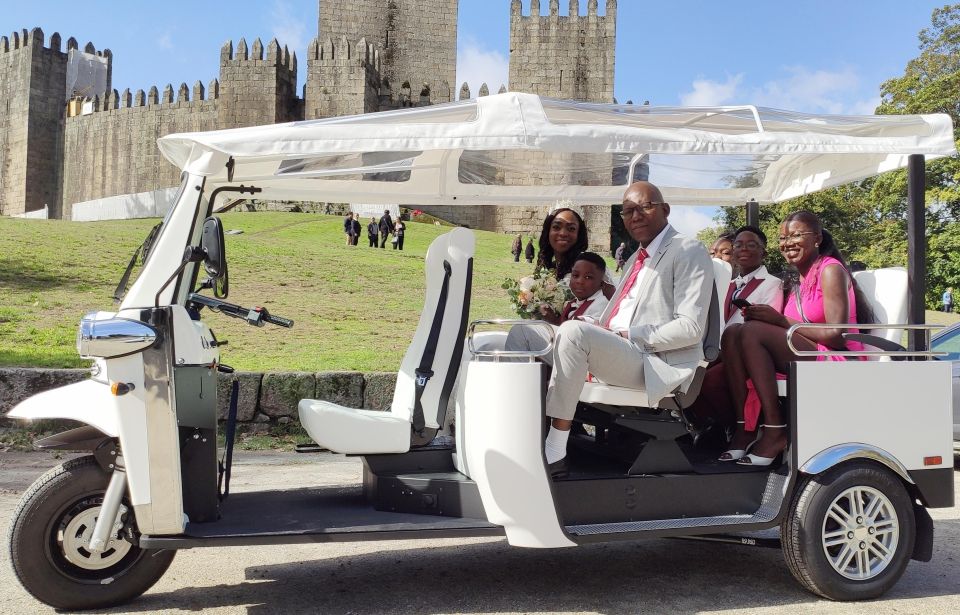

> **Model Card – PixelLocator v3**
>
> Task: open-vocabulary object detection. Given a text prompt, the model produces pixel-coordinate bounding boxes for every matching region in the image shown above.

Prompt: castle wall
[305,36,381,119]
[508,0,616,102]
[319,0,457,104]
[61,84,220,218]
[218,38,299,129]
[0,29,71,217]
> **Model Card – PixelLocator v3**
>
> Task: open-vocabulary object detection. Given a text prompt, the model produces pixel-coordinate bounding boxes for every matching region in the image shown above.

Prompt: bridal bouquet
[502,269,573,319]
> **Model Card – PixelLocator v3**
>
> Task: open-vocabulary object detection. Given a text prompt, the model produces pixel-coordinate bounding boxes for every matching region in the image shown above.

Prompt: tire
[8,455,176,610]
[781,460,915,601]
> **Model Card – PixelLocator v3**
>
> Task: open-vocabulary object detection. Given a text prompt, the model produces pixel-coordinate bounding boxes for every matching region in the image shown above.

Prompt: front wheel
[781,461,915,601]
[8,455,175,610]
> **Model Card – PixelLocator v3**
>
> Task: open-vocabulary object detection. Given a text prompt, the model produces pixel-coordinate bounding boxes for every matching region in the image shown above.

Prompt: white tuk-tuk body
[7,93,958,608]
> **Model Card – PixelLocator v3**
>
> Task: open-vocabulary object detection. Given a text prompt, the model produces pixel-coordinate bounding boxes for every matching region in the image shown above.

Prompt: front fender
[7,380,120,437]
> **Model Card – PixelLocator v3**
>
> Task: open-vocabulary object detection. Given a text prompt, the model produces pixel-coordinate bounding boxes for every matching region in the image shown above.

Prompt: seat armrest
[842,332,905,352]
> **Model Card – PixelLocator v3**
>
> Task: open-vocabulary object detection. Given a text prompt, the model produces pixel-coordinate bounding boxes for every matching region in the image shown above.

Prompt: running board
[566,471,788,539]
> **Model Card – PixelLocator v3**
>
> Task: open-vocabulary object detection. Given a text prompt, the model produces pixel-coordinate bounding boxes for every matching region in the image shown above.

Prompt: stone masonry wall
[61,83,220,219]
[319,0,458,104]
[0,29,75,217]
[218,38,300,129]
[0,368,405,436]
[508,0,617,102]
[305,36,382,119]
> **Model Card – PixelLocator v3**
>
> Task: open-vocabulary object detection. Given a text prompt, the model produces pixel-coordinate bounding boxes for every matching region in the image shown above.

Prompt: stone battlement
[73,80,221,114]
[220,37,297,76]
[457,82,507,100]
[511,0,616,18]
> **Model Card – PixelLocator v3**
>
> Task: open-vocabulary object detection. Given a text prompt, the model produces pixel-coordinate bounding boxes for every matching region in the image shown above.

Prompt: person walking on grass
[511,234,523,262]
[393,219,406,250]
[944,287,954,313]
[524,237,535,263]
[350,213,362,246]
[379,210,395,249]
[614,242,626,273]
[343,212,354,245]
[367,216,379,248]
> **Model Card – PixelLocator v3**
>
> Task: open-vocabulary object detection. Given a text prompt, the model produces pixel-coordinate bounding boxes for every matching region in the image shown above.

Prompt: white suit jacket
[596,226,714,404]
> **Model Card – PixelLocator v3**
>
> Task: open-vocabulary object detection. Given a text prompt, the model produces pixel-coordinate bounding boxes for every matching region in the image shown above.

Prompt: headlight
[77,312,159,359]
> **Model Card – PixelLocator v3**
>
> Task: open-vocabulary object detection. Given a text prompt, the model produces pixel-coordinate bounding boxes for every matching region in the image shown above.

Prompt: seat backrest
[709,258,732,355]
[852,267,908,344]
[390,228,475,431]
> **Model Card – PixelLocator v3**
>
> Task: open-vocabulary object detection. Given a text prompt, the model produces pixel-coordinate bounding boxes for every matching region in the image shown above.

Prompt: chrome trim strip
[799,443,914,484]
[78,313,158,359]
[786,323,944,358]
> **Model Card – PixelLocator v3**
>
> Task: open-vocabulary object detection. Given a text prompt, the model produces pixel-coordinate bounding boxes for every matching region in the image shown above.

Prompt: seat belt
[412,260,452,436]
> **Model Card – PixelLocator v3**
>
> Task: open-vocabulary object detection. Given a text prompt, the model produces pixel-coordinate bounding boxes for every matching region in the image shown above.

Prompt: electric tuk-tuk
[7,93,957,609]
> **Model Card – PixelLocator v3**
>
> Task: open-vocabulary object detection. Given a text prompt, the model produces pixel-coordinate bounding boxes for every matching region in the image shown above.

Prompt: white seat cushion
[580,381,658,407]
[298,399,411,454]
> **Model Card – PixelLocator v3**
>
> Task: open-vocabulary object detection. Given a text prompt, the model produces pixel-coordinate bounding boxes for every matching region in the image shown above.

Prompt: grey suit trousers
[545,320,646,421]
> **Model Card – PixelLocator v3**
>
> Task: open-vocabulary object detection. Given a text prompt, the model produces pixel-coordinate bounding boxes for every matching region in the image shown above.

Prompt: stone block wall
[305,36,382,119]
[0,28,78,217]
[218,38,300,129]
[61,82,220,219]
[508,0,617,103]
[319,0,458,104]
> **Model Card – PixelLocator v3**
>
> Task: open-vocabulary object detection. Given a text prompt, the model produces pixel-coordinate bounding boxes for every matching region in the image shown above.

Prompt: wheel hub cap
[60,504,132,570]
[821,486,899,580]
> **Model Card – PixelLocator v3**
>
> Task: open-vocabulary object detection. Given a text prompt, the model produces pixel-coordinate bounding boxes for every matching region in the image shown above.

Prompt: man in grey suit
[544,181,714,474]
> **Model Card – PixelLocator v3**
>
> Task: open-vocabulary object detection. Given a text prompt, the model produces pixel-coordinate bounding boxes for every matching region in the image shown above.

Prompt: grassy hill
[0,213,536,372]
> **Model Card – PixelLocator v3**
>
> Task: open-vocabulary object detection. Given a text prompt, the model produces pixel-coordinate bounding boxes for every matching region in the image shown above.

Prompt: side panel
[463,361,575,548]
[795,361,953,472]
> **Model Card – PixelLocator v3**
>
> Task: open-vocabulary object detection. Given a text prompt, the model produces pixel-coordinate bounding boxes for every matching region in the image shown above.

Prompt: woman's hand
[743,304,788,328]
[539,305,561,325]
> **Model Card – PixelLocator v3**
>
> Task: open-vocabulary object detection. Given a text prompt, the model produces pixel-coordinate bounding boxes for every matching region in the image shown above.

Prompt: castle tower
[0,29,110,217]
[218,37,299,129]
[508,0,616,102]
[318,0,457,103]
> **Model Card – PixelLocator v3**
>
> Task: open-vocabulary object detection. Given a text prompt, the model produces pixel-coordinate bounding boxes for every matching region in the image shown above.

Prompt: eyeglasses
[620,202,666,219]
[777,231,817,243]
[732,241,763,250]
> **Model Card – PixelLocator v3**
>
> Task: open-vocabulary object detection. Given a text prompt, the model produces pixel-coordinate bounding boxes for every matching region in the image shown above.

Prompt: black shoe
[548,458,569,479]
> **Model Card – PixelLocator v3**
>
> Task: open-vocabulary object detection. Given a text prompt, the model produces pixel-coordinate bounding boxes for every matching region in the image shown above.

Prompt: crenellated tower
[508,0,616,102]
[0,28,111,217]
[318,0,457,104]
[218,37,299,129]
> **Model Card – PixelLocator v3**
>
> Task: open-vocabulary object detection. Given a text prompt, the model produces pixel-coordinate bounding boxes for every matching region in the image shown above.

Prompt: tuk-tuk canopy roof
[158,92,957,207]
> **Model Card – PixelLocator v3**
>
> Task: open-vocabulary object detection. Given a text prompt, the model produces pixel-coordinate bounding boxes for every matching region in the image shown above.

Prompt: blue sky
[2,1,946,233]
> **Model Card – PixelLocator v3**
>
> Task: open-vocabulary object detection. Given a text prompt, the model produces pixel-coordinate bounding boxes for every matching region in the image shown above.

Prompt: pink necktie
[603,248,648,326]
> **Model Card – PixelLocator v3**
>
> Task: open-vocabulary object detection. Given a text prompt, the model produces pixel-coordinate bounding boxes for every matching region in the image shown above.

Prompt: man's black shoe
[548,458,569,479]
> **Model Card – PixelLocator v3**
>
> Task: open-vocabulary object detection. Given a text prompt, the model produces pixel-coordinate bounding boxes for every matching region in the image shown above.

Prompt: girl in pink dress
[719,211,873,466]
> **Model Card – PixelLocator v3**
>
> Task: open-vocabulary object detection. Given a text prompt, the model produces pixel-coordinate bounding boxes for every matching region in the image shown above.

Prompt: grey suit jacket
[598,226,714,403]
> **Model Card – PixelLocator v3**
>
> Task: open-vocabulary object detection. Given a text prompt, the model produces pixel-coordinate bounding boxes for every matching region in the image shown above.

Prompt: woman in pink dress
[719,211,873,466]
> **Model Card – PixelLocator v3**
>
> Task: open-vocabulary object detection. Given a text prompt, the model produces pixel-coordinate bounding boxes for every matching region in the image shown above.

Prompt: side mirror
[200,217,229,298]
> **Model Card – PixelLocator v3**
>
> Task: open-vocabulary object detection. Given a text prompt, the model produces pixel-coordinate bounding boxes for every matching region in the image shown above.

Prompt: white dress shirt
[725,265,784,326]
[608,224,672,335]
[566,288,609,323]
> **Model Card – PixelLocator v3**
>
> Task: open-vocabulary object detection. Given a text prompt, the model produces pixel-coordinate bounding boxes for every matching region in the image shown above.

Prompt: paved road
[2,450,958,614]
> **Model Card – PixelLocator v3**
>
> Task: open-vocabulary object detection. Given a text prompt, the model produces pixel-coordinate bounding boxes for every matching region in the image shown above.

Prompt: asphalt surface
[1,450,959,614]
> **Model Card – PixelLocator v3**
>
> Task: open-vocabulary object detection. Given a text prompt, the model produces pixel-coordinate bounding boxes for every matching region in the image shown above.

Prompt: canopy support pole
[745,199,759,228]
[907,154,926,352]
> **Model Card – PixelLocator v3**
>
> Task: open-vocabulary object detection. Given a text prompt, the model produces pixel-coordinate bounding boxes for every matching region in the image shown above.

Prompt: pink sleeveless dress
[782,256,864,357]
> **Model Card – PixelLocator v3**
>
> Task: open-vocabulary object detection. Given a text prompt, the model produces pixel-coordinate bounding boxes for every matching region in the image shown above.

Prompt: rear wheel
[781,461,915,601]
[8,455,175,610]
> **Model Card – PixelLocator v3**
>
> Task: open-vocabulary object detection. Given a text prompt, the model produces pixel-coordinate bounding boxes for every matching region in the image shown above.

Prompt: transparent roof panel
[277,151,419,182]
[458,151,638,186]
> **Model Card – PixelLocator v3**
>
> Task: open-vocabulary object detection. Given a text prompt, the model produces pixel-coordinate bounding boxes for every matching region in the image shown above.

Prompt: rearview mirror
[200,217,229,298]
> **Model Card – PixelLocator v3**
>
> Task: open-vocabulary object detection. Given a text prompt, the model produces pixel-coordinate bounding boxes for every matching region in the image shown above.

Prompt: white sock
[545,426,570,464]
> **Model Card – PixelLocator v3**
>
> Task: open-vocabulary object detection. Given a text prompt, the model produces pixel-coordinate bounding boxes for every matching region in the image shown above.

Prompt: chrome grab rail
[785,323,946,358]
[467,319,555,362]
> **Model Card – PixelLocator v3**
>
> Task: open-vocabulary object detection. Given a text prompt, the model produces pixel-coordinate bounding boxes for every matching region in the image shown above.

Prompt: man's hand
[743,304,789,328]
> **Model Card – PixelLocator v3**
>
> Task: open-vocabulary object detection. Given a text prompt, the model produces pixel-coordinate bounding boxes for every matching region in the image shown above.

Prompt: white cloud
[668,206,719,239]
[271,0,307,53]
[455,36,509,99]
[156,32,173,50]
[680,74,743,106]
[679,66,880,115]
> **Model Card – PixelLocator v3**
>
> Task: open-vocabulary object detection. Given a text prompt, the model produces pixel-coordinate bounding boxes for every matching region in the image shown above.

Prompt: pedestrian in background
[379,210,395,248]
[343,212,354,245]
[350,213,362,246]
[367,216,379,247]
[511,234,523,262]
[393,219,406,250]
[943,287,954,313]
[614,241,626,273]
[524,237,535,263]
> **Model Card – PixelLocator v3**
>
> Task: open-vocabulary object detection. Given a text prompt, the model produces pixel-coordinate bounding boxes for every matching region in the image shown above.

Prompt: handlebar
[188,293,294,328]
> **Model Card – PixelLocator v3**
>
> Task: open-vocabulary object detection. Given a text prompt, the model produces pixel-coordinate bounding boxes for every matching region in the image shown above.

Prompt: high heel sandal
[737,424,787,467]
[718,421,761,462]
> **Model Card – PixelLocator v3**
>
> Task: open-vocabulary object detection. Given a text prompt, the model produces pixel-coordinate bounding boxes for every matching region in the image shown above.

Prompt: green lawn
[2,213,957,372]
[0,213,533,372]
